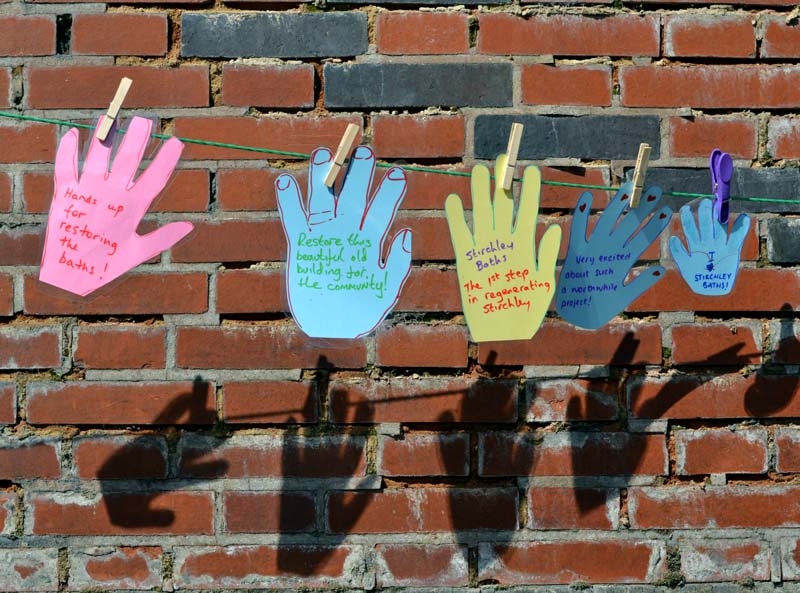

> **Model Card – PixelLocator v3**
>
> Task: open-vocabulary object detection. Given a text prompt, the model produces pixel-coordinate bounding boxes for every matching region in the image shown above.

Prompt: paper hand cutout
[669,199,750,296]
[39,116,193,296]
[445,156,561,342]
[557,182,672,330]
[276,146,411,339]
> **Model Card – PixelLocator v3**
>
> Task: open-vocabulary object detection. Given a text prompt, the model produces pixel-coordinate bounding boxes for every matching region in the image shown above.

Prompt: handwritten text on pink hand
[39,116,193,296]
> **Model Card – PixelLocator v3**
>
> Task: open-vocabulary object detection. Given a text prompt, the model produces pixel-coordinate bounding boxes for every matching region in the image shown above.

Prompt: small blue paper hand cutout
[276,146,412,339]
[557,181,672,330]
[669,199,750,296]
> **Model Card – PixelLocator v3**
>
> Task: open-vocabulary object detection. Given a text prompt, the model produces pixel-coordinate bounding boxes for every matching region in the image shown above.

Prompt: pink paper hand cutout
[39,116,193,296]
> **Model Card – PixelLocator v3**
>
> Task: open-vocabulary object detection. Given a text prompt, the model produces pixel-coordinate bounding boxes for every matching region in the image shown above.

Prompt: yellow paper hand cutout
[445,155,561,342]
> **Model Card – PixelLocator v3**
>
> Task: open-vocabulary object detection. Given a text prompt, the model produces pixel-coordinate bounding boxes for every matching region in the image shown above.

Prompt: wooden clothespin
[629,143,651,208]
[95,77,133,142]
[499,123,524,191]
[324,123,360,188]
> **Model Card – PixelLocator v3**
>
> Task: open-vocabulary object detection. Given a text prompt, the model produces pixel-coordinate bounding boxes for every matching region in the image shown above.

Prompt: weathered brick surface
[69,547,162,590]
[1,2,799,590]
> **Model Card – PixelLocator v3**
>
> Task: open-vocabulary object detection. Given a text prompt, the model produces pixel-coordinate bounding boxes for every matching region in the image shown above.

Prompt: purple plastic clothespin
[710,148,733,225]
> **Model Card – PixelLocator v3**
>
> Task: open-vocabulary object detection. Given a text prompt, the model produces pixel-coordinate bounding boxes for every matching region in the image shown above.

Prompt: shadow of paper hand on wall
[99,376,226,529]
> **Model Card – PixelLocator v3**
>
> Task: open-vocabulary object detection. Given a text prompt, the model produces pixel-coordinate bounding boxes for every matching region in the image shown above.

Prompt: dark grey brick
[643,167,800,214]
[324,63,512,109]
[474,115,661,161]
[181,13,367,58]
[767,219,800,263]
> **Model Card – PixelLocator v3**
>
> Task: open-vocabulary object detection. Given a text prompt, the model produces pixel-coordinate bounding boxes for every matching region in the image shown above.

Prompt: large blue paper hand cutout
[276,146,412,339]
[669,199,750,296]
[557,181,672,330]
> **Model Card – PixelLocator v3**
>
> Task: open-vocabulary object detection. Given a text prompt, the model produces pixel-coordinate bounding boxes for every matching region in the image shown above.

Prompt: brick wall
[1,0,800,589]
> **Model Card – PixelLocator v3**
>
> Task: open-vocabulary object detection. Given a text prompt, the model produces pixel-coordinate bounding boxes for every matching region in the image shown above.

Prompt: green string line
[2,110,797,205]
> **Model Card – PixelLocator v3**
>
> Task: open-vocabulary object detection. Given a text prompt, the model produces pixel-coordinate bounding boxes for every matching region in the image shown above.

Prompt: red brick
[174,545,356,589]
[327,488,517,533]
[671,323,761,366]
[171,220,284,263]
[0,383,14,424]
[21,172,52,213]
[179,435,366,478]
[629,486,800,528]
[480,432,666,477]
[0,440,60,479]
[26,66,209,109]
[379,433,469,477]
[31,491,213,535]
[0,548,58,592]
[173,116,361,160]
[479,541,664,584]
[527,379,619,422]
[375,324,468,367]
[0,122,56,163]
[396,214,452,261]
[670,116,758,159]
[176,325,366,369]
[762,17,800,58]
[396,267,461,312]
[377,12,469,55]
[676,429,768,475]
[0,172,11,212]
[0,327,60,370]
[217,269,283,314]
[0,16,55,56]
[224,381,317,424]
[0,68,9,107]
[73,436,167,479]
[768,117,800,159]
[329,377,517,424]
[373,115,465,159]
[776,428,800,472]
[478,321,662,366]
[73,14,167,56]
[151,170,210,212]
[217,168,287,211]
[27,381,215,425]
[222,64,314,108]
[680,539,769,582]
[629,373,800,420]
[70,547,162,590]
[224,492,315,533]
[522,64,611,107]
[375,544,468,587]
[23,273,208,315]
[621,65,800,108]
[664,14,755,58]
[528,488,618,530]
[0,226,41,265]
[0,275,11,317]
[629,268,800,313]
[478,13,659,56]
[74,325,166,369]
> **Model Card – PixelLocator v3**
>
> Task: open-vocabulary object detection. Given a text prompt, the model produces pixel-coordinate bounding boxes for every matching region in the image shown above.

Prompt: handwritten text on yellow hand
[445,156,561,342]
